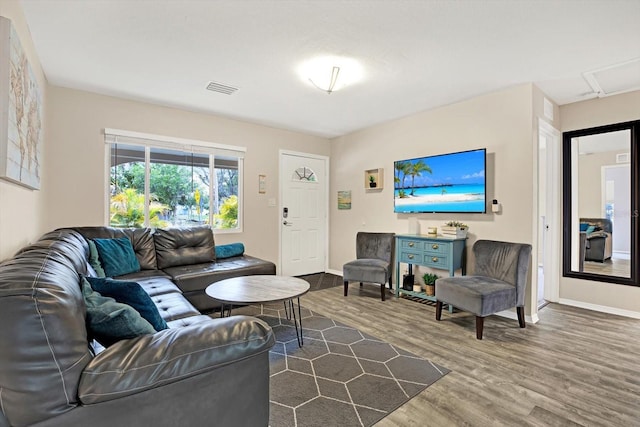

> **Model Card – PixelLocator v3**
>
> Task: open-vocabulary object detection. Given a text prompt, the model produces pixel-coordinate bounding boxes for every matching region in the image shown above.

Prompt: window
[105,129,244,231]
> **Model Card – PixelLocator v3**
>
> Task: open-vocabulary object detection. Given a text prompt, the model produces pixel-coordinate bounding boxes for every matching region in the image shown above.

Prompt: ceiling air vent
[617,153,630,164]
[206,81,238,95]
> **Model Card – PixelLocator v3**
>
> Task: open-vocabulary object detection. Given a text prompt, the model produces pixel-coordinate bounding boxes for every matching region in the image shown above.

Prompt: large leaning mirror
[563,120,639,286]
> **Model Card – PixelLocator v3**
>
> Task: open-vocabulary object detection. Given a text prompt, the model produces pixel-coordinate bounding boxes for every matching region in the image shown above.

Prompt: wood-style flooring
[301,284,640,427]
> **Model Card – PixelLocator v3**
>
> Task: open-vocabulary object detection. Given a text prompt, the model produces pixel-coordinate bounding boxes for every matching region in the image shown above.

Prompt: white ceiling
[19,0,640,138]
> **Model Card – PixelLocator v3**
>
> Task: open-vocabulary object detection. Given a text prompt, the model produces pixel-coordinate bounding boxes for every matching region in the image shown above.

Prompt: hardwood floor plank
[300,286,640,426]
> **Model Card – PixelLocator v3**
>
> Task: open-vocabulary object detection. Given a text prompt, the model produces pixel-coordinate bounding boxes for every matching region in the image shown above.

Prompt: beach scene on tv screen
[394,149,485,213]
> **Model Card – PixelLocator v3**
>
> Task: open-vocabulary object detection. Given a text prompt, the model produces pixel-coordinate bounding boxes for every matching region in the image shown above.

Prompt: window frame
[104,128,245,233]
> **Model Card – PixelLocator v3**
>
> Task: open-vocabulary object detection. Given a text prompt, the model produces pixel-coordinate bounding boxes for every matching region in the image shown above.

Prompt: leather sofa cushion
[164,256,277,293]
[78,316,274,404]
[72,227,158,270]
[153,226,215,269]
[150,292,201,322]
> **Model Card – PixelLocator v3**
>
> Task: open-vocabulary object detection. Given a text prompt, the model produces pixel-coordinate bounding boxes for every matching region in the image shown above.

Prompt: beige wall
[0,1,48,260]
[44,86,330,265]
[577,149,627,218]
[559,90,640,314]
[330,84,542,318]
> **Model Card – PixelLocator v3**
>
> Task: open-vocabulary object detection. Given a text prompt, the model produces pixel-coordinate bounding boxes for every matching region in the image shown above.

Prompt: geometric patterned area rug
[235,303,450,427]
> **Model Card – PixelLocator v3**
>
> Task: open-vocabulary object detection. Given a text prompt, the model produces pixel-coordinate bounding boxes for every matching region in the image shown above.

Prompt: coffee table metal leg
[283,301,290,320]
[288,297,304,347]
[220,304,234,317]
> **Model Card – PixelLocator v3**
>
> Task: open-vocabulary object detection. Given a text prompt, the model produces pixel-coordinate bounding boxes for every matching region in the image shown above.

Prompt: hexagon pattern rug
[235,303,449,427]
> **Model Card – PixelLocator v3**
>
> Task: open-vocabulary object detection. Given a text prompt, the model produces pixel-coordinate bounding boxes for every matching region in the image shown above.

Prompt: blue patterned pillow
[81,278,155,347]
[85,276,168,331]
[92,237,140,277]
[215,243,245,259]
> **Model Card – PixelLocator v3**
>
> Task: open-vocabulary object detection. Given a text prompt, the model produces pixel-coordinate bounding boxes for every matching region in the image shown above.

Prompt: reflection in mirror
[571,131,630,278]
[563,120,638,286]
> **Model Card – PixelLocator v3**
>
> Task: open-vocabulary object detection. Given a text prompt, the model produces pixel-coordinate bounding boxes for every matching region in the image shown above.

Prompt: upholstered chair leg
[344,281,349,296]
[380,284,385,301]
[517,306,526,328]
[476,316,484,340]
[388,275,393,290]
[359,282,363,287]
[435,301,443,320]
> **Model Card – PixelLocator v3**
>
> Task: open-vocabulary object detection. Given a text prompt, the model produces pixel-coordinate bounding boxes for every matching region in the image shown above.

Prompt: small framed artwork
[338,190,351,210]
[258,174,266,194]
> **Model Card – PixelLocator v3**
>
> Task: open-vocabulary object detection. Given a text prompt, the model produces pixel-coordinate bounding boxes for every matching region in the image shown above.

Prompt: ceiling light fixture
[298,56,363,94]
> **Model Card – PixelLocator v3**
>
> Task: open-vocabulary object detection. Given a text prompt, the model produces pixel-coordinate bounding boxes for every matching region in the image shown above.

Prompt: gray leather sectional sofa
[0,226,277,427]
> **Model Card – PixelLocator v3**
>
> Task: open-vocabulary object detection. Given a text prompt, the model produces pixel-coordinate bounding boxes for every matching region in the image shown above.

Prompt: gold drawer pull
[408,242,415,247]
[432,257,438,262]
[432,244,439,250]
[408,254,414,259]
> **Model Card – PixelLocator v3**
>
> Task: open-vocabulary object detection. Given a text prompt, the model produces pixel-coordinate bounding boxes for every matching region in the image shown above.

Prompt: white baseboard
[326,268,342,277]
[495,309,539,324]
[558,298,640,319]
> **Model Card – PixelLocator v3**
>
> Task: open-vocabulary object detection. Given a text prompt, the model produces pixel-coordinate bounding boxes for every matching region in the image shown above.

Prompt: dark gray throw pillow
[81,277,155,347]
[85,276,169,331]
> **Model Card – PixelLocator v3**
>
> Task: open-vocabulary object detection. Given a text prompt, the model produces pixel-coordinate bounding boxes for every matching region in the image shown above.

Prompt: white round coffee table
[205,275,310,346]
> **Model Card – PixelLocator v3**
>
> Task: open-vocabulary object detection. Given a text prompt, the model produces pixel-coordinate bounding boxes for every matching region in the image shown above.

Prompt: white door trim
[538,119,561,303]
[278,150,330,275]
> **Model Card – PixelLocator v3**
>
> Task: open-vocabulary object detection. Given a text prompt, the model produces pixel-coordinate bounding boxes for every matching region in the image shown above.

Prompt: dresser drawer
[423,241,449,255]
[399,251,422,263]
[400,239,424,251]
[423,254,449,269]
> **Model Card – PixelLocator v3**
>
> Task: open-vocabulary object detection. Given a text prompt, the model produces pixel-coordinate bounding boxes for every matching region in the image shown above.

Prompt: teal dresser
[395,234,466,308]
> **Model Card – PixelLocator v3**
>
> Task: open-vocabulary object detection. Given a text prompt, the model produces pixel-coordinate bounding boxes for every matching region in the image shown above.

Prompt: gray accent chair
[580,218,613,262]
[435,240,532,339]
[343,232,395,301]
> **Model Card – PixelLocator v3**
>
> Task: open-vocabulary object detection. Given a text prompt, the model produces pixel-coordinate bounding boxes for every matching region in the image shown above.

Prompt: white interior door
[279,151,328,276]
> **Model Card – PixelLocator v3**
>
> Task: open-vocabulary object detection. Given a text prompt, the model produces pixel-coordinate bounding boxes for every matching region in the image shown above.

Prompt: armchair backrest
[472,240,532,306]
[355,232,395,264]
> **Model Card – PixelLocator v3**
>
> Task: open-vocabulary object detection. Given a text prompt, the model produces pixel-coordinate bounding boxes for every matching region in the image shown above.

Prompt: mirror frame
[562,120,639,286]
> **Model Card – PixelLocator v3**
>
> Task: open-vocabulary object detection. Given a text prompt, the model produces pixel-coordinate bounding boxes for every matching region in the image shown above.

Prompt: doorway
[279,151,329,276]
[538,120,561,308]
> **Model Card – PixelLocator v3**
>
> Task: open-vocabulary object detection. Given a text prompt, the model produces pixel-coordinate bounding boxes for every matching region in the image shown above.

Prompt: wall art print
[0,17,43,190]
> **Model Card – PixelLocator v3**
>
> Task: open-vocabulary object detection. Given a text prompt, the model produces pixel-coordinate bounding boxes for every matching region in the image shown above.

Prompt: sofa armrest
[78,316,274,404]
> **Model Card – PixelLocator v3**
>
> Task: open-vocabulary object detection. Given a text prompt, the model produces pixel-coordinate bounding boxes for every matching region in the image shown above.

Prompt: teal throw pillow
[586,225,596,234]
[85,276,169,331]
[87,239,106,278]
[215,243,245,259]
[92,237,140,277]
[81,277,155,347]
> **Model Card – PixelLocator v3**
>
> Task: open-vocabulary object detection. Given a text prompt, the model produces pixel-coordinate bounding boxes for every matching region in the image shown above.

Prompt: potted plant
[422,272,439,296]
[441,220,468,238]
[369,175,377,188]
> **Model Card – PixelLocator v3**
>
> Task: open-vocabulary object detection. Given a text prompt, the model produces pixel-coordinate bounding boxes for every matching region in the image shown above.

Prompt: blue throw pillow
[87,239,106,278]
[92,237,140,277]
[81,278,155,347]
[85,276,168,331]
[215,243,245,259]
[579,223,589,232]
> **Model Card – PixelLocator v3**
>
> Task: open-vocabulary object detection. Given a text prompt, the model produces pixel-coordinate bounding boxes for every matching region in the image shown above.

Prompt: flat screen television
[394,148,486,213]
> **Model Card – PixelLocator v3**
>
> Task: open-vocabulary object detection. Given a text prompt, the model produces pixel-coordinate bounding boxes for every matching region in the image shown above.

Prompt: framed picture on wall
[338,190,351,210]
[0,17,43,190]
